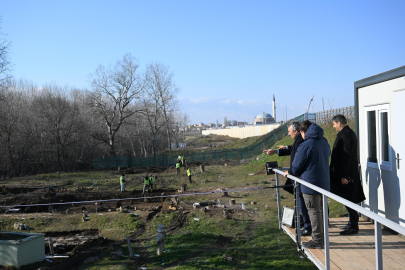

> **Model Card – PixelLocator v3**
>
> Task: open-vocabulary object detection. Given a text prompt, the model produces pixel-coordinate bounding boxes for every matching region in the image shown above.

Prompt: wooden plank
[334,235,376,269]
[382,249,405,267]
[283,217,405,269]
[328,249,355,270]
[307,248,325,266]
[336,247,373,269]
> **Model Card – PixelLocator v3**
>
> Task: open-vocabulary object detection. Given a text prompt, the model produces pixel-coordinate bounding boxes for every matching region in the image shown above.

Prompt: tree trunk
[166,126,172,155]
[109,136,116,157]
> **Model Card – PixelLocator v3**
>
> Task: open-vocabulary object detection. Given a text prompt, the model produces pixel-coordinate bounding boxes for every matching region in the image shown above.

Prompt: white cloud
[237,100,244,105]
[221,99,231,104]
[189,97,210,103]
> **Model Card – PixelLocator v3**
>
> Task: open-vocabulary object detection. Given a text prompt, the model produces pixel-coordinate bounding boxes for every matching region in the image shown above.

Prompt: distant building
[228,120,238,126]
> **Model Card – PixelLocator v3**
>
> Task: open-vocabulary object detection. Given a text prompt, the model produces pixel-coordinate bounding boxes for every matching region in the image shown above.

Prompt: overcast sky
[2,0,405,124]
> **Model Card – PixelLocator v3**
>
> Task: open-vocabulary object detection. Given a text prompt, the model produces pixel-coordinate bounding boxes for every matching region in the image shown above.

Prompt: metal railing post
[323,194,330,270]
[375,220,383,269]
[275,173,282,229]
[295,182,301,249]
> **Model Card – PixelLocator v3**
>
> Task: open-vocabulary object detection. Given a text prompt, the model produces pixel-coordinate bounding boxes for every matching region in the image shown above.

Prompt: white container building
[355,65,405,226]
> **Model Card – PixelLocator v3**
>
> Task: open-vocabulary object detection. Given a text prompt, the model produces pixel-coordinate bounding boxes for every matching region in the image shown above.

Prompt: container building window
[381,112,389,162]
[365,104,391,171]
[367,111,377,163]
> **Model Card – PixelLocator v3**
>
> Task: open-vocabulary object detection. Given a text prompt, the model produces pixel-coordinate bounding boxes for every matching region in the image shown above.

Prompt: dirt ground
[0,178,255,270]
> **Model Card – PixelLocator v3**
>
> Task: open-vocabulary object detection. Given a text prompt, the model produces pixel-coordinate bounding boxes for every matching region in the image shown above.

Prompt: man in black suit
[330,114,366,235]
[264,121,311,235]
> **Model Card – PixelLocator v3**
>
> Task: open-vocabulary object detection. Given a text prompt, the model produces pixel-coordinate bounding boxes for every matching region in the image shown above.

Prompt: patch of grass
[328,198,347,218]
[147,211,177,235]
[1,212,142,240]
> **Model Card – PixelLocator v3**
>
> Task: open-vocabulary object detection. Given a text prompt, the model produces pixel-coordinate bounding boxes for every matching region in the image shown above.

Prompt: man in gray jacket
[264,121,311,236]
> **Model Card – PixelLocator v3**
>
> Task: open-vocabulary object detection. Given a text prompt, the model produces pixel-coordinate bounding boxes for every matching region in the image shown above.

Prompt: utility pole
[322,97,324,111]
[283,110,284,123]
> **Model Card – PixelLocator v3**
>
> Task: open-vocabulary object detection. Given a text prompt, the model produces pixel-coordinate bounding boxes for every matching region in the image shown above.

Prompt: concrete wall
[202,124,281,139]
[358,75,405,226]
[0,232,45,268]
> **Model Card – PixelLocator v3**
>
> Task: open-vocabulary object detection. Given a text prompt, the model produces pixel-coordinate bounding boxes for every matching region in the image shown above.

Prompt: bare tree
[0,17,12,95]
[33,85,86,171]
[145,63,179,155]
[172,112,189,148]
[141,96,165,156]
[0,79,38,176]
[88,54,145,157]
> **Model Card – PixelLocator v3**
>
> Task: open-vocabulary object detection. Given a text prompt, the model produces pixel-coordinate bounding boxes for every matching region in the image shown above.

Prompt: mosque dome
[254,112,275,124]
[255,113,273,119]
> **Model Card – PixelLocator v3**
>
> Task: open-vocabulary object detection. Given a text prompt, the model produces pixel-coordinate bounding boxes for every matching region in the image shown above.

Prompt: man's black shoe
[339,225,349,230]
[302,240,324,249]
[300,228,312,236]
[339,228,359,235]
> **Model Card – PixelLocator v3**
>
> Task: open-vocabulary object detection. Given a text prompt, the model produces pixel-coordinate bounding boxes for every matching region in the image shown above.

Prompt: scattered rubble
[14,222,26,230]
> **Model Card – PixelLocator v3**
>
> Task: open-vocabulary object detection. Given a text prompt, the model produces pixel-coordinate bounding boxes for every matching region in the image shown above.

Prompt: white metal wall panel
[359,76,405,225]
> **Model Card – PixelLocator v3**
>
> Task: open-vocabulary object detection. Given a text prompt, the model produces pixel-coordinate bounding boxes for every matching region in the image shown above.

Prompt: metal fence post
[295,182,301,249]
[275,173,282,229]
[323,194,330,270]
[375,220,383,269]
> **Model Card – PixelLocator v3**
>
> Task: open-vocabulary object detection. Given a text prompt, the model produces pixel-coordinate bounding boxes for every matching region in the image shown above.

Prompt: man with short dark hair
[292,120,330,249]
[263,121,311,235]
[330,114,366,235]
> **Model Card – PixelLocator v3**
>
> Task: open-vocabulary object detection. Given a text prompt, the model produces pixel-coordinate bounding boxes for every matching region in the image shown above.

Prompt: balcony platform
[282,217,405,269]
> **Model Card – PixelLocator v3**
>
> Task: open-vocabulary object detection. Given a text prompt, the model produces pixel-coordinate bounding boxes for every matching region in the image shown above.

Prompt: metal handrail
[273,167,404,270]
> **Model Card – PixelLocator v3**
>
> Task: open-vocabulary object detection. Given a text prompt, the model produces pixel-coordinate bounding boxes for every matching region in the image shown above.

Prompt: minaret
[272,94,276,122]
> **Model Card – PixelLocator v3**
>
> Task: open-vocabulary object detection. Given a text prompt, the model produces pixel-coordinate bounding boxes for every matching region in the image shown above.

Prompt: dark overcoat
[330,125,366,203]
[278,134,304,194]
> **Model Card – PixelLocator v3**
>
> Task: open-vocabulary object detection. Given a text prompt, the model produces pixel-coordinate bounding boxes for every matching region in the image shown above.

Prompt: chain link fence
[314,106,354,124]
[93,113,308,169]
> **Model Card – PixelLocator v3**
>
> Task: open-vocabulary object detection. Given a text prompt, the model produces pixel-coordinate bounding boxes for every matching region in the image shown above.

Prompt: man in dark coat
[263,121,311,236]
[292,121,331,249]
[330,114,366,235]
